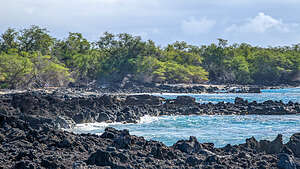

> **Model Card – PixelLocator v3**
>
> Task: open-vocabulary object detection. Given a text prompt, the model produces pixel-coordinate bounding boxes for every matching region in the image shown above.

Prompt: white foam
[69,115,160,133]
[69,121,123,133]
[138,115,159,123]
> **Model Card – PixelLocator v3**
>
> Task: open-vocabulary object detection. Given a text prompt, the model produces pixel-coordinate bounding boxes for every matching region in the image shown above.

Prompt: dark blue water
[72,87,300,147]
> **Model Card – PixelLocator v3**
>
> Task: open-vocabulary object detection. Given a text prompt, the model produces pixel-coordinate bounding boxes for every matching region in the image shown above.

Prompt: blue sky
[1,0,300,47]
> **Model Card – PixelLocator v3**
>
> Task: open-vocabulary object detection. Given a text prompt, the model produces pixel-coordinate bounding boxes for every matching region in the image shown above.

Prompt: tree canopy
[0,25,299,88]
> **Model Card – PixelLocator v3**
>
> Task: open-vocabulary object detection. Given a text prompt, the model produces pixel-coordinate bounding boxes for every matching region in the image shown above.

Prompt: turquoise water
[73,115,300,147]
[73,87,300,147]
[153,87,300,103]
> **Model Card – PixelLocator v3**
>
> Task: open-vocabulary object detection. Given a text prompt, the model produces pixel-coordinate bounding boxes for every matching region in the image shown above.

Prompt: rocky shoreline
[1,114,300,168]
[68,81,267,94]
[0,89,300,168]
[83,80,300,94]
[1,89,299,127]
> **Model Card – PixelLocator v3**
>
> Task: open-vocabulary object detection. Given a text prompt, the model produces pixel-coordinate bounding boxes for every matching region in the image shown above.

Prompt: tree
[30,54,72,87]
[0,53,33,88]
[0,28,19,53]
[96,32,146,79]
[52,32,91,68]
[18,25,54,55]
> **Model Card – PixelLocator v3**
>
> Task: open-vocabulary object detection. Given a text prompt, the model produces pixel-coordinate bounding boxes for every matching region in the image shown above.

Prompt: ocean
[71,87,300,147]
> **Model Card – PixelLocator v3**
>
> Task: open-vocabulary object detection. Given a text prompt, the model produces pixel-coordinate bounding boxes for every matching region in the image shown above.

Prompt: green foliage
[18,25,54,55]
[200,42,300,85]
[96,32,147,77]
[0,25,300,88]
[0,51,72,88]
[0,53,33,88]
[0,28,19,53]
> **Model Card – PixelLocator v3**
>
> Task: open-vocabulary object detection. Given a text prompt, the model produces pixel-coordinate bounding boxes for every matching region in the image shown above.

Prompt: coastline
[0,88,300,168]
[1,113,300,168]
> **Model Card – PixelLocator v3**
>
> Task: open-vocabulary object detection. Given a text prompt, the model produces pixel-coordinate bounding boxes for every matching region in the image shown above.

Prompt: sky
[1,0,300,47]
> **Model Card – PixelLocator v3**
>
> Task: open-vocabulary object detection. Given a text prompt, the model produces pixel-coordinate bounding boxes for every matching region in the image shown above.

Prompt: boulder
[20,115,54,129]
[172,136,202,154]
[99,95,115,105]
[174,96,196,105]
[97,113,110,122]
[72,161,87,169]
[113,129,132,149]
[86,149,131,168]
[259,134,284,154]
[41,159,60,168]
[186,156,202,166]
[100,127,119,139]
[277,153,297,169]
[286,133,300,158]
[248,87,261,93]
[86,150,112,166]
[73,113,85,124]
[234,97,248,105]
[54,116,76,129]
[14,160,36,169]
[245,136,259,150]
[125,95,163,106]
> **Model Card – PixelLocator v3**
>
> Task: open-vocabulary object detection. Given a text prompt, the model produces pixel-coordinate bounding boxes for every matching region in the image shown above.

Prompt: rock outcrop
[0,113,300,168]
[0,89,300,168]
[0,91,299,129]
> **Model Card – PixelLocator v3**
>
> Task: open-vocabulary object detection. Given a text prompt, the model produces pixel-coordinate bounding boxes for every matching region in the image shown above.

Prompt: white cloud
[1,1,300,46]
[226,12,297,33]
[181,17,216,35]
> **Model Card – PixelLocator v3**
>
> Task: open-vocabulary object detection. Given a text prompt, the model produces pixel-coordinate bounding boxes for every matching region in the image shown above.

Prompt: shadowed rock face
[0,113,300,168]
[286,133,300,158]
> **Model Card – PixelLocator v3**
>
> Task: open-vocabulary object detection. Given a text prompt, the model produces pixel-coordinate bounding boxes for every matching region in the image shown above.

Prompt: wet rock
[260,134,284,154]
[15,151,36,161]
[114,130,132,149]
[106,147,116,152]
[186,156,202,166]
[277,153,297,169]
[86,149,129,168]
[73,161,87,169]
[245,136,259,150]
[99,95,115,106]
[97,113,110,122]
[234,97,248,105]
[249,87,261,93]
[101,127,117,139]
[0,133,4,143]
[174,96,196,105]
[57,137,73,148]
[73,113,85,124]
[204,154,220,164]
[55,116,76,129]
[286,133,300,158]
[237,152,251,159]
[20,115,54,129]
[125,95,163,106]
[14,160,36,169]
[281,145,294,155]
[41,159,59,168]
[172,136,202,154]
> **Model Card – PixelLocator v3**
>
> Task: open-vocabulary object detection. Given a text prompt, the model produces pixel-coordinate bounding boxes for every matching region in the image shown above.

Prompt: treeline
[0,25,300,89]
